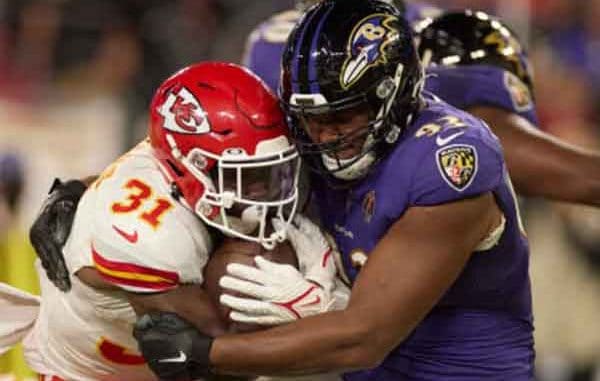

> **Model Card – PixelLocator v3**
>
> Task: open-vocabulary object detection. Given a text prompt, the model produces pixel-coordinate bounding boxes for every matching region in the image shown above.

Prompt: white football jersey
[25,141,213,381]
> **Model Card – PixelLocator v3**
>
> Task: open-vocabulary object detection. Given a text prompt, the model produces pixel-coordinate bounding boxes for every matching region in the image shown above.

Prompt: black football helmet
[417,10,534,91]
[280,0,422,181]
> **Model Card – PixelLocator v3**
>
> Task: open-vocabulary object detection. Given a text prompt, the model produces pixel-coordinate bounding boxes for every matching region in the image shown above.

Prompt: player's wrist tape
[134,312,215,380]
[189,330,215,378]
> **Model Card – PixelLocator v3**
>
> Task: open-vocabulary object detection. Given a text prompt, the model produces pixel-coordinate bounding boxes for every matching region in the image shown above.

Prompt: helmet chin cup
[221,190,236,209]
[205,204,288,250]
[241,204,262,225]
[221,215,259,237]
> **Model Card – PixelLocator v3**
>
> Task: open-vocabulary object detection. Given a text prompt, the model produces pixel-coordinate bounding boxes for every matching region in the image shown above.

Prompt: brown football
[203,237,298,333]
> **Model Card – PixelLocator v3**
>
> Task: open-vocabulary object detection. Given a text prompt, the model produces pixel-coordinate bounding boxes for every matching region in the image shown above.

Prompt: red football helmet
[149,62,300,248]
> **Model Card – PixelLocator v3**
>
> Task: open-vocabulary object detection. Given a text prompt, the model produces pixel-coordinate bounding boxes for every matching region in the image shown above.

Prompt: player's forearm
[210,309,380,376]
[128,285,227,337]
[471,106,600,206]
[540,148,600,206]
[503,127,600,205]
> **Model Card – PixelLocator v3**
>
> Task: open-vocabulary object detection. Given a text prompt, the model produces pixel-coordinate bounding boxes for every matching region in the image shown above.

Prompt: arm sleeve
[87,195,210,293]
[90,222,209,293]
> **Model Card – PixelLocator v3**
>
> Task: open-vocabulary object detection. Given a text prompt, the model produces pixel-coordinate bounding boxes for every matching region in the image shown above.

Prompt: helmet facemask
[166,134,301,250]
[284,62,411,181]
[290,103,380,181]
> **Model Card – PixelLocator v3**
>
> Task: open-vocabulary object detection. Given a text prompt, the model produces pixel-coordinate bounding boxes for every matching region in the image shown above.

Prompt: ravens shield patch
[436,144,478,192]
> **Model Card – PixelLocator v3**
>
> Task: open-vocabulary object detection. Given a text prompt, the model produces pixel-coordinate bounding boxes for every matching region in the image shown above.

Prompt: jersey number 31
[111,179,173,229]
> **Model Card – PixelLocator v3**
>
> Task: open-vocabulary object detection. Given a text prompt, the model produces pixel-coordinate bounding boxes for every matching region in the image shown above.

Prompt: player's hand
[133,311,214,381]
[272,214,337,292]
[220,256,336,325]
[29,178,86,292]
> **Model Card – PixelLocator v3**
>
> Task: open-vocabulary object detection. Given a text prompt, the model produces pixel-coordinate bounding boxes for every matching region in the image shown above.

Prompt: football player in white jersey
[21,61,341,381]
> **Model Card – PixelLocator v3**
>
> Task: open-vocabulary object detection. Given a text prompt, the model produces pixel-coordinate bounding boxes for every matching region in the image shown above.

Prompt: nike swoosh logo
[158,350,187,363]
[112,225,138,243]
[436,131,465,146]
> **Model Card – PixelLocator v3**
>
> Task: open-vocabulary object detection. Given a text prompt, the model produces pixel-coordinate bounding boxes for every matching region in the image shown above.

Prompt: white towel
[0,282,40,355]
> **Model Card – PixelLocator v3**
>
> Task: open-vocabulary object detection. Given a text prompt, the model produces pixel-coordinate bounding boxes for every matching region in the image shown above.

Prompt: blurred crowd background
[0,0,599,380]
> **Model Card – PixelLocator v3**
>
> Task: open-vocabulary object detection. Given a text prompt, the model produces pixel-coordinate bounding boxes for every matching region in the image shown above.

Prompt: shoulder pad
[72,153,212,293]
[400,100,505,206]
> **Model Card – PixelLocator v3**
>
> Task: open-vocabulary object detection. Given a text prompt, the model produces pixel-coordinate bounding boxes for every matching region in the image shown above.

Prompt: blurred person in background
[0,0,60,104]
[0,153,38,381]
[0,0,142,225]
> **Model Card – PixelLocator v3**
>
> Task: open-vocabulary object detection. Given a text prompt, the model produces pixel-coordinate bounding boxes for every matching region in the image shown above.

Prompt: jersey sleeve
[83,168,211,293]
[90,216,211,294]
[425,65,539,127]
[408,133,505,207]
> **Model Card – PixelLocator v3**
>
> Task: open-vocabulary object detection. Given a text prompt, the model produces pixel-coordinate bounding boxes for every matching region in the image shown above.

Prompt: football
[203,237,298,333]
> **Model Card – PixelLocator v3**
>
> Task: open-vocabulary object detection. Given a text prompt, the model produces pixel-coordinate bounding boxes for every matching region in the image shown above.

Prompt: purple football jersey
[312,95,534,380]
[425,65,539,126]
[242,10,301,92]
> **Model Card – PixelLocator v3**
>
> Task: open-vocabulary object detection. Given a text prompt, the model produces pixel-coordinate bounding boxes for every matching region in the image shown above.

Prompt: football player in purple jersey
[134,2,535,379]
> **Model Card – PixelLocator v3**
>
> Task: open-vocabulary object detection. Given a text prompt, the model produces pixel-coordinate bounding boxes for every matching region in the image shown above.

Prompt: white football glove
[220,256,336,325]
[272,214,337,292]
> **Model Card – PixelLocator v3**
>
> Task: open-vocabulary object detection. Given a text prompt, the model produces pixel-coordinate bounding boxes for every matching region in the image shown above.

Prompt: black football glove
[134,312,215,381]
[29,178,86,292]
